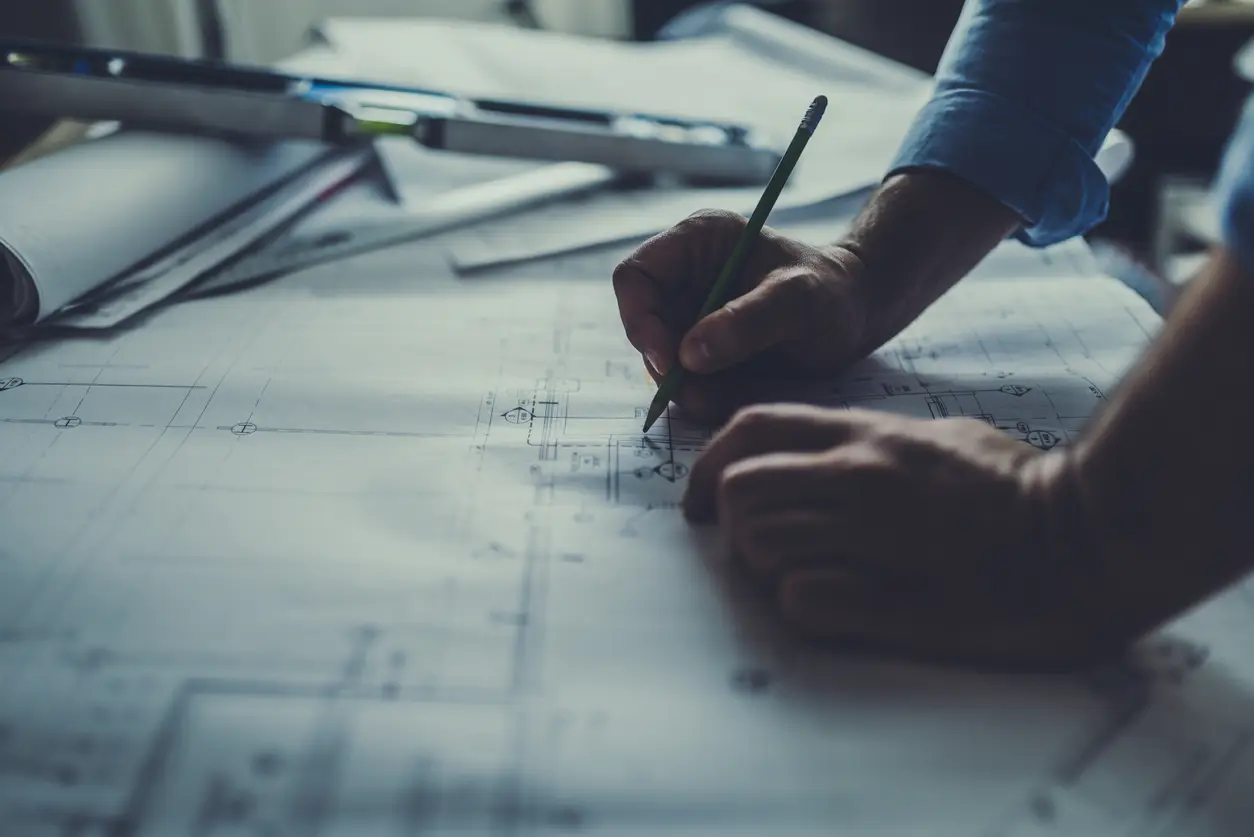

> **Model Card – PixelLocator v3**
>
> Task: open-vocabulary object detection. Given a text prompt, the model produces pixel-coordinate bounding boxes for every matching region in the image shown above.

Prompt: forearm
[890,0,1183,247]
[836,169,1020,356]
[1063,250,1254,638]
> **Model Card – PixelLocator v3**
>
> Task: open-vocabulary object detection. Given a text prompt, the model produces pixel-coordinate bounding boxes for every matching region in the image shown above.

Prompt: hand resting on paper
[681,403,1109,671]
[675,252,1254,672]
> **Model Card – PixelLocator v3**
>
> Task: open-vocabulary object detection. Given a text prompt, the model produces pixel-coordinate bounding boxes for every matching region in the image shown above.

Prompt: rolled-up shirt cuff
[1216,95,1254,277]
[887,87,1113,248]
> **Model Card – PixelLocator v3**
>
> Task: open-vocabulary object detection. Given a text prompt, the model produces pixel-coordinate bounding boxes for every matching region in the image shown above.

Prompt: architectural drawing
[0,263,1249,836]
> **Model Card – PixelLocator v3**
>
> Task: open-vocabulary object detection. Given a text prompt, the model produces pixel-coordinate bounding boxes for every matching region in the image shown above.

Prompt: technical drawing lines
[0,415,98,429]
[986,638,1216,837]
[120,680,519,837]
[826,377,1104,451]
[216,422,455,440]
[0,377,207,395]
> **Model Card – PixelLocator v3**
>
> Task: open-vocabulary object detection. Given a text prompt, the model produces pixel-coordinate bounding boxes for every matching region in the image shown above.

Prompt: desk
[0,13,1251,835]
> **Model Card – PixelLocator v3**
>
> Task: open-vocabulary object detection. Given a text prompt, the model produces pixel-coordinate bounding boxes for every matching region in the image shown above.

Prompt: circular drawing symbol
[1026,430,1059,450]
[502,407,534,424]
[653,461,689,483]
[1000,385,1031,397]
[0,377,23,392]
[54,416,81,429]
[231,422,257,435]
[635,461,690,482]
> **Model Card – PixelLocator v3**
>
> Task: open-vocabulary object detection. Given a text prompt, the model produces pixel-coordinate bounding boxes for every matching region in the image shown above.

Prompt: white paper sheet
[34,148,373,332]
[443,126,1135,276]
[0,132,332,325]
[4,235,1254,834]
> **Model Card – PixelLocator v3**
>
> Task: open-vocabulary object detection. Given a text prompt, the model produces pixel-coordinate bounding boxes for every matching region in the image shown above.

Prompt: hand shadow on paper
[682,519,1254,835]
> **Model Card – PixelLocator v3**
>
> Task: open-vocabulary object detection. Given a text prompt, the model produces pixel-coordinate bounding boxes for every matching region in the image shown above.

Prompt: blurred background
[3,0,1254,291]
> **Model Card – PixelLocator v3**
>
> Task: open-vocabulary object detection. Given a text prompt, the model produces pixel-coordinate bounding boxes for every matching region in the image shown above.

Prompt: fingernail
[646,351,668,376]
[680,339,711,370]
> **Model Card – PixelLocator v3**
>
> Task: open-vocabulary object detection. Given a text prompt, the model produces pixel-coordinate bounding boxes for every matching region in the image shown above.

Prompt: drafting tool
[0,39,783,186]
[642,95,827,433]
[185,161,619,296]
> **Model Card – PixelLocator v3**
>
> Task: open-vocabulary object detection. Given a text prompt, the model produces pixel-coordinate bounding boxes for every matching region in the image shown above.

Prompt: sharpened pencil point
[642,395,667,433]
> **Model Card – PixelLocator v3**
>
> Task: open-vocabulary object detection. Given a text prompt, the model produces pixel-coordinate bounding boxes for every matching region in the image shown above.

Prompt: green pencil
[641,94,828,433]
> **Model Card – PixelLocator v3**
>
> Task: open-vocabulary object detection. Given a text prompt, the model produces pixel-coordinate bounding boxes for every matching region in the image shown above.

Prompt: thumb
[678,267,820,374]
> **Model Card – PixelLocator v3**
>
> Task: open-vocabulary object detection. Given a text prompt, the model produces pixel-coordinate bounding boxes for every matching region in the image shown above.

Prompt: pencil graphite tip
[642,396,667,433]
[801,95,827,134]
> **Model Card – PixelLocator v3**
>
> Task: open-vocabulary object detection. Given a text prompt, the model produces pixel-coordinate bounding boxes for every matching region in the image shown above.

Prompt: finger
[717,450,846,521]
[731,508,849,581]
[685,405,862,521]
[612,259,678,375]
[619,209,748,293]
[679,266,826,374]
[613,210,747,346]
[777,571,1101,672]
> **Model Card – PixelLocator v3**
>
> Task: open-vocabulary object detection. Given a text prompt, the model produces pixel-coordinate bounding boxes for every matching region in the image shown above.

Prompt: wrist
[834,168,1021,353]
[1019,450,1137,657]
[1061,251,1254,638]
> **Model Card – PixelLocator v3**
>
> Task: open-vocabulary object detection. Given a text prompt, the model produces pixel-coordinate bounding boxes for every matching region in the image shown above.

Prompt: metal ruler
[0,39,782,186]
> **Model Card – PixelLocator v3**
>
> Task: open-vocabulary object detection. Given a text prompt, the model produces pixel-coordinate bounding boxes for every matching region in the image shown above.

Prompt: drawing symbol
[54,416,81,429]
[1000,385,1031,396]
[502,406,534,424]
[1026,430,1059,450]
[1016,421,1031,434]
[634,461,690,482]
[231,422,257,436]
[653,461,688,482]
[0,377,22,392]
[572,454,600,471]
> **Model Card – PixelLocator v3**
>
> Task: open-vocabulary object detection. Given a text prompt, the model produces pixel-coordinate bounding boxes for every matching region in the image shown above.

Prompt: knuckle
[611,259,643,297]
[716,461,757,514]
[727,404,779,438]
[680,208,747,233]
[777,270,830,331]
[826,448,894,490]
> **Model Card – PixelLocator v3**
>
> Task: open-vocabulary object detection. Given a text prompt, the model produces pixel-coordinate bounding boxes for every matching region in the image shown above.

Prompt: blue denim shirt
[889,0,1254,272]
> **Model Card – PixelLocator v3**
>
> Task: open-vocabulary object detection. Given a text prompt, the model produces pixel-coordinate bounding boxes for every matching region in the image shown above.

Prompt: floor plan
[0,245,1250,836]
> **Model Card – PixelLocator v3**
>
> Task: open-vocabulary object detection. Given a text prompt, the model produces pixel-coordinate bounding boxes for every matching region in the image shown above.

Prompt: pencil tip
[641,397,667,433]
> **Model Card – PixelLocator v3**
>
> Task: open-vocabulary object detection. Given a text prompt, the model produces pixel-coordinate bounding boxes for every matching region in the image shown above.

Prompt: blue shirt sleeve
[888,0,1186,247]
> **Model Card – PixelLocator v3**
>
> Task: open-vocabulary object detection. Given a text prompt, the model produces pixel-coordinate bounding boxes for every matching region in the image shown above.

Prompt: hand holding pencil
[612,96,880,428]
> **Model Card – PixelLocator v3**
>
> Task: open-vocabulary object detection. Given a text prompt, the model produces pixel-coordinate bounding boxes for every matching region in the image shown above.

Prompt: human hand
[684,403,1128,671]
[612,210,875,423]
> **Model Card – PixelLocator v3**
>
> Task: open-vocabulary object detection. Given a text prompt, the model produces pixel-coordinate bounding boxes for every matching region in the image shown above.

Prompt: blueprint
[2,239,1254,836]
